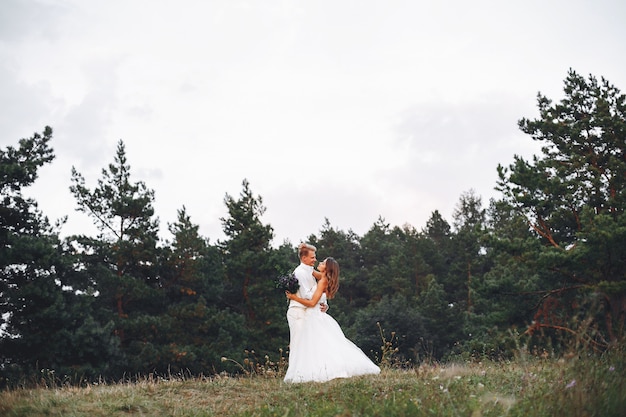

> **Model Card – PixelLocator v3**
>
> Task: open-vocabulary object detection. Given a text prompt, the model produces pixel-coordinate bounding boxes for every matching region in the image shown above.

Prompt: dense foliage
[1,70,624,387]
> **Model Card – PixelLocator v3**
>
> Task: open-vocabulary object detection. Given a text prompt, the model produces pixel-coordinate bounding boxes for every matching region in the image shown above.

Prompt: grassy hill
[1,353,624,417]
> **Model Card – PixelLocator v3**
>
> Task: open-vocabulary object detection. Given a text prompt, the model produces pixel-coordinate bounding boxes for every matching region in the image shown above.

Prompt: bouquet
[275,273,299,294]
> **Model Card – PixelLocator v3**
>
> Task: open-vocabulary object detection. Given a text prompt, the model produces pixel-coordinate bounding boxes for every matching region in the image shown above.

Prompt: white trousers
[286,306,306,348]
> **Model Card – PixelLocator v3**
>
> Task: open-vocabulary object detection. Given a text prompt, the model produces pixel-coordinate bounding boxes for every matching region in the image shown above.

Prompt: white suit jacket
[288,262,316,308]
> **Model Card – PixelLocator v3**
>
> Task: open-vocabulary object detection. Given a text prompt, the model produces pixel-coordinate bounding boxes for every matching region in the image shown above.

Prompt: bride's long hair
[324,257,340,299]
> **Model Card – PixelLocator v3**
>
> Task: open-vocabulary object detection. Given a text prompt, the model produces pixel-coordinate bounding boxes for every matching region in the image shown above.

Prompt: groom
[286,243,327,347]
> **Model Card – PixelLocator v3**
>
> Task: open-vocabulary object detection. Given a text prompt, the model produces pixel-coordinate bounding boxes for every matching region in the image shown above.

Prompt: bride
[284,257,380,383]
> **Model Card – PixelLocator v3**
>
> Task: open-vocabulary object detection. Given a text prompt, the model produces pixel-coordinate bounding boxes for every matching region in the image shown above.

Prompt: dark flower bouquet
[275,273,299,294]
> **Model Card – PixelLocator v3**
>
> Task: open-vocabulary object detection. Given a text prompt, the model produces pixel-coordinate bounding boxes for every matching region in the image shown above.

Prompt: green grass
[1,354,624,417]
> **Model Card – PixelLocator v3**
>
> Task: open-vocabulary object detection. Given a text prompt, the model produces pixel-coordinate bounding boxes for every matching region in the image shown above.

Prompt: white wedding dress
[284,293,380,383]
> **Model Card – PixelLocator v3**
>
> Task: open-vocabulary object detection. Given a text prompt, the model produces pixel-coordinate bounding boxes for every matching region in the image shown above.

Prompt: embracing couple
[283,243,380,383]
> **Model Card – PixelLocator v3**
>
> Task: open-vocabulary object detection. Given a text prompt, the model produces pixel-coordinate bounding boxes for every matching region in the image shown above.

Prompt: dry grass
[1,355,624,417]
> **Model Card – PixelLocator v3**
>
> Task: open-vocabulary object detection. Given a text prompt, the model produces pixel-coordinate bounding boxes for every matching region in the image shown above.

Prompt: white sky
[2,0,625,246]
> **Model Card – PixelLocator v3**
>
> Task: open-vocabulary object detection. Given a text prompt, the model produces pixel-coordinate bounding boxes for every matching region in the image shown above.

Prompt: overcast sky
[2,0,625,246]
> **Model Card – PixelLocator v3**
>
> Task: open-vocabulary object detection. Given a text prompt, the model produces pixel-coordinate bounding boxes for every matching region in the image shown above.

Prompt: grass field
[1,353,624,417]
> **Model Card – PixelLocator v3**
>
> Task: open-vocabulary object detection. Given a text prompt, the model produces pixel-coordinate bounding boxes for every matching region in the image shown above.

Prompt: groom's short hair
[298,243,316,259]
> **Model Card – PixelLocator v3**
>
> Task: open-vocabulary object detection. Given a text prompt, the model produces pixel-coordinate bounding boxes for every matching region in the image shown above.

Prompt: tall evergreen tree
[448,189,487,312]
[219,179,281,354]
[0,128,117,386]
[1,127,59,382]
[354,220,441,362]
[359,217,400,299]
[69,140,164,373]
[462,199,540,358]
[422,210,452,277]
[159,206,245,374]
[497,69,626,349]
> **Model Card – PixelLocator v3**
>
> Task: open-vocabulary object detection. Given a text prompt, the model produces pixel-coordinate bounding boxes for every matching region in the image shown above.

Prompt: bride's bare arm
[287,279,327,307]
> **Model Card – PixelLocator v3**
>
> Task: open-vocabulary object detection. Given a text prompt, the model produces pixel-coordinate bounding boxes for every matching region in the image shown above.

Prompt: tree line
[1,70,624,387]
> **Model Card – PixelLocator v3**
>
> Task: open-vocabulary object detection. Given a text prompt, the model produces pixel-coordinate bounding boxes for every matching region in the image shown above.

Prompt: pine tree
[218,179,281,355]
[69,140,164,374]
[159,206,246,374]
[497,69,626,349]
[448,190,488,312]
[0,128,117,386]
